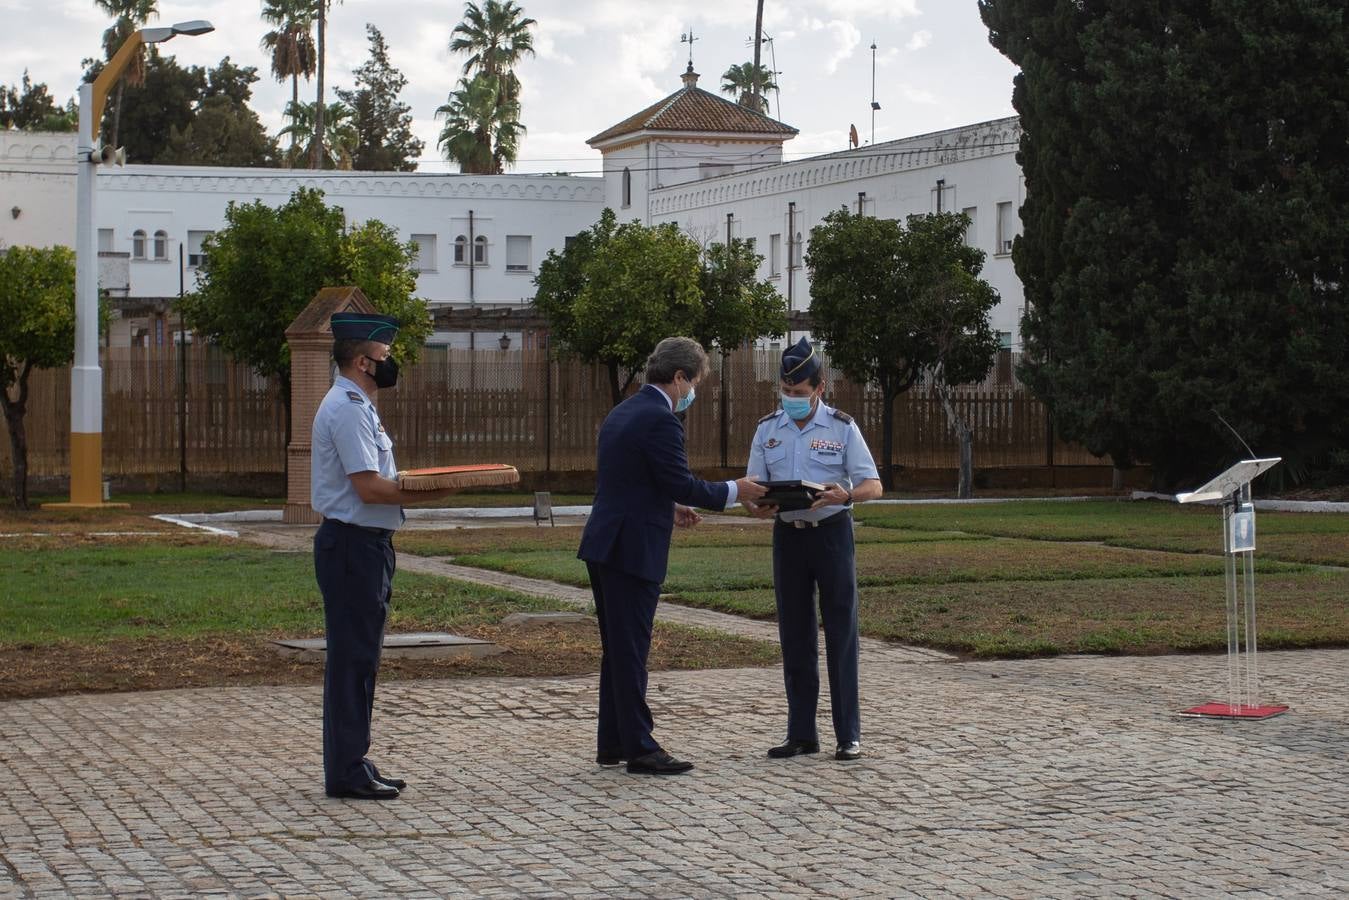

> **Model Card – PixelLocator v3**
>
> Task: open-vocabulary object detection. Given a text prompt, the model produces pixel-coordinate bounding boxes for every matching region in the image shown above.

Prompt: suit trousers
[315,519,395,791]
[772,513,861,745]
[586,561,663,758]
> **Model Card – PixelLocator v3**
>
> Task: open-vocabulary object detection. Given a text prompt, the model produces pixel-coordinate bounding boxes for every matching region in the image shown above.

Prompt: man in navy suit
[579,337,768,775]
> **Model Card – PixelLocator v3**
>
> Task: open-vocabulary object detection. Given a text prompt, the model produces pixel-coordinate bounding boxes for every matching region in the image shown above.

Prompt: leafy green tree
[448,0,535,172]
[337,25,424,171]
[85,50,204,161]
[534,209,704,405]
[807,209,1000,492]
[93,0,159,148]
[260,0,316,165]
[179,188,431,440]
[695,237,786,353]
[719,62,777,113]
[0,73,78,131]
[310,0,344,169]
[436,73,522,174]
[980,0,1349,489]
[0,246,77,509]
[161,58,278,166]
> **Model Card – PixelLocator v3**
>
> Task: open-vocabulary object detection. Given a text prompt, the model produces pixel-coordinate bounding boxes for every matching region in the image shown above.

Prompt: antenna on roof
[680,29,699,68]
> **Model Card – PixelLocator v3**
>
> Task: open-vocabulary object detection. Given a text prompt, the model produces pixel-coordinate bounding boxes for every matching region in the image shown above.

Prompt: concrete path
[3,519,1346,897]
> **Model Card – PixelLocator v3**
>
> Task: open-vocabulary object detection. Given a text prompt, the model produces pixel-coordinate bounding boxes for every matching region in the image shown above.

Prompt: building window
[98,229,114,252]
[699,162,733,179]
[996,201,1016,255]
[622,167,631,208]
[132,229,146,260]
[187,230,212,268]
[411,233,437,272]
[153,230,169,260]
[961,206,978,248]
[473,235,489,265]
[769,233,781,276]
[505,235,531,271]
[453,234,468,264]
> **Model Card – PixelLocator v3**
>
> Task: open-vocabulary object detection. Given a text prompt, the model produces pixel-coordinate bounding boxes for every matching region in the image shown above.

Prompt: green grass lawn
[2,544,565,646]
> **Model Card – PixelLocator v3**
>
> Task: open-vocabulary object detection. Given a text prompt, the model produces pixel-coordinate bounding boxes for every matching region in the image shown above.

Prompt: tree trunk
[1,366,32,510]
[311,4,326,170]
[607,361,622,408]
[934,377,975,498]
[289,74,299,164]
[752,0,765,107]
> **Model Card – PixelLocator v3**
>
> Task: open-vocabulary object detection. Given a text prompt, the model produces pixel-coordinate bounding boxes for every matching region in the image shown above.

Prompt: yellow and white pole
[68,79,103,505]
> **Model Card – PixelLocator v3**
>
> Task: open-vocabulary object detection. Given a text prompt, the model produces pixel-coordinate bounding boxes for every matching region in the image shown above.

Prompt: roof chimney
[681,62,699,89]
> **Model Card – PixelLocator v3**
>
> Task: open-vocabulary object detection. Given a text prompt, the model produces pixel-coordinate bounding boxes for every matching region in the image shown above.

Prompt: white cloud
[820,0,921,20]
[822,20,862,75]
[906,30,932,51]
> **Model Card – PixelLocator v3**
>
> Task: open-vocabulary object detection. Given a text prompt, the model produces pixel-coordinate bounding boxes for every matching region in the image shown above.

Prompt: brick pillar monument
[283,286,376,524]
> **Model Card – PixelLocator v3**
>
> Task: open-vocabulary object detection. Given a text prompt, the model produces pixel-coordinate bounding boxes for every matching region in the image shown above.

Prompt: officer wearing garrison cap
[311,312,456,800]
[743,337,882,762]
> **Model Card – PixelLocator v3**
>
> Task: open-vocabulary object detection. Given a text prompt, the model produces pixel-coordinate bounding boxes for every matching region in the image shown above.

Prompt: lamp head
[172,20,215,37]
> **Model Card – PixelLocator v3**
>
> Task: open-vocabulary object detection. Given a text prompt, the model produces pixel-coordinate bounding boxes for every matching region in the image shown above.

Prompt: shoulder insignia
[831,409,854,425]
[758,410,779,424]
[346,391,364,404]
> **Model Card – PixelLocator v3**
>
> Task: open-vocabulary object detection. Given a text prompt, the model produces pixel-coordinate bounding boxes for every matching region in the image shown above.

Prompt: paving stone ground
[3,522,1347,897]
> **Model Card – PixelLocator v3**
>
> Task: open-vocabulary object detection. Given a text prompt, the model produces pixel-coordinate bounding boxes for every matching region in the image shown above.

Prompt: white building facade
[1,68,1026,349]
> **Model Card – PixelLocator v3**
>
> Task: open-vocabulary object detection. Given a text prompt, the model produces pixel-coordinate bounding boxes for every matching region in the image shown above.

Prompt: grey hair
[644,336,709,384]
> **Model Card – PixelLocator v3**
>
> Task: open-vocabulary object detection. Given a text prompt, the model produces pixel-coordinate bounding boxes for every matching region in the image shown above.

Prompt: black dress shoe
[375,775,407,790]
[626,750,694,775]
[767,738,820,758]
[327,779,400,800]
[835,741,862,761]
[596,750,625,767]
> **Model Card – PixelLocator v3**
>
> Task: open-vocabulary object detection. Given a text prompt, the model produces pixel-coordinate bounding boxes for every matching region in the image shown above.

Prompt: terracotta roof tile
[588,86,797,146]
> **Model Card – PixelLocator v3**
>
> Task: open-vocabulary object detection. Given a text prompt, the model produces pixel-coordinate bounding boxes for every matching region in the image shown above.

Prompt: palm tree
[260,0,316,166]
[436,73,523,174]
[93,0,159,148]
[720,62,778,114]
[280,99,357,169]
[448,0,535,169]
[310,0,344,169]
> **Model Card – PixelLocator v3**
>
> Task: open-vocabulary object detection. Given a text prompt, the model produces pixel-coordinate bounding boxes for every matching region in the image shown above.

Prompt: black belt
[775,509,851,529]
[323,518,394,538]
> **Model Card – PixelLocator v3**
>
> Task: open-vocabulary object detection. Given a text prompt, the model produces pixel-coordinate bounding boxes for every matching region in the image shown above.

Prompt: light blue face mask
[675,383,696,413]
[780,392,814,421]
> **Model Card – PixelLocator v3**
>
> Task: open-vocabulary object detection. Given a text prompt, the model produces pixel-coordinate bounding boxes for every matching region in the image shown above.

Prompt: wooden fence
[3,345,1105,480]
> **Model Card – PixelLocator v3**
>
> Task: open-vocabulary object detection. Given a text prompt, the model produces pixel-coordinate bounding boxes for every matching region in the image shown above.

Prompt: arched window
[132,229,146,259]
[453,234,468,264]
[622,167,631,208]
[473,234,489,265]
[153,230,168,260]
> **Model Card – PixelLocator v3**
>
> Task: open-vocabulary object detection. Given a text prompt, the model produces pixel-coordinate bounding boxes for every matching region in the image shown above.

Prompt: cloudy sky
[0,0,1019,171]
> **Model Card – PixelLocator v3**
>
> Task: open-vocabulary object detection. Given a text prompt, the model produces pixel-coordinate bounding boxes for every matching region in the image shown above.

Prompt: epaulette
[346,391,364,404]
[831,409,853,425]
[758,410,779,424]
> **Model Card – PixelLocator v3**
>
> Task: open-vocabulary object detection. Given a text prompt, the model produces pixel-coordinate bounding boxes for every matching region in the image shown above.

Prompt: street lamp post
[56,20,213,507]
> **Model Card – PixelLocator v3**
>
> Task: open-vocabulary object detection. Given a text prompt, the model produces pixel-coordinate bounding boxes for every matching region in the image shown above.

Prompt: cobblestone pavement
[4,519,1347,897]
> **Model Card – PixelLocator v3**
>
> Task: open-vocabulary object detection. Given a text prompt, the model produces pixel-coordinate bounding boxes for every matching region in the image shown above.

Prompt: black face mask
[364,354,399,389]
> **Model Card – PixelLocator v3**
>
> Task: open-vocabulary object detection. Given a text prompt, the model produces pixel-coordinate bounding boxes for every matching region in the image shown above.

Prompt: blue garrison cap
[781,336,821,385]
[330,313,399,343]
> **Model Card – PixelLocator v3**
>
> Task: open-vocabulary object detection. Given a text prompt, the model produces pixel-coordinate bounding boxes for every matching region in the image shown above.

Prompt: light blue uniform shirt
[310,374,403,530]
[747,400,879,523]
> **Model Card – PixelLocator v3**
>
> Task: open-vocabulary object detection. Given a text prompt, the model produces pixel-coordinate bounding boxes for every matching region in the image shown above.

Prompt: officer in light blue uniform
[745,337,882,762]
[311,312,453,800]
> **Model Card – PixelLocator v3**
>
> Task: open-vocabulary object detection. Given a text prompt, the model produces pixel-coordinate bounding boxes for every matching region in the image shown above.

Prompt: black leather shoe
[767,738,820,758]
[375,775,407,790]
[626,750,694,775]
[596,750,625,767]
[327,779,400,800]
[835,741,862,761]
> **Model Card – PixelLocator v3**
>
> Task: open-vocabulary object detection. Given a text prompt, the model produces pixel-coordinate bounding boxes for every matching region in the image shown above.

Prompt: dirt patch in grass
[0,620,779,702]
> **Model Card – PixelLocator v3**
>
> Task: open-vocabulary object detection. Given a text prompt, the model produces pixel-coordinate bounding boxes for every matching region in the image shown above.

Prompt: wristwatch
[844,489,854,506]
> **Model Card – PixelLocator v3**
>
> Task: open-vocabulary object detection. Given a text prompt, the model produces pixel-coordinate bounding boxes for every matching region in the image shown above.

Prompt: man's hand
[735,476,769,503]
[674,504,703,528]
[742,500,778,519]
[809,482,851,510]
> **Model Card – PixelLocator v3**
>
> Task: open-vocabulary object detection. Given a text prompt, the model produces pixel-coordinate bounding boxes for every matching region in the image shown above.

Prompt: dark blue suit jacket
[578,385,730,584]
